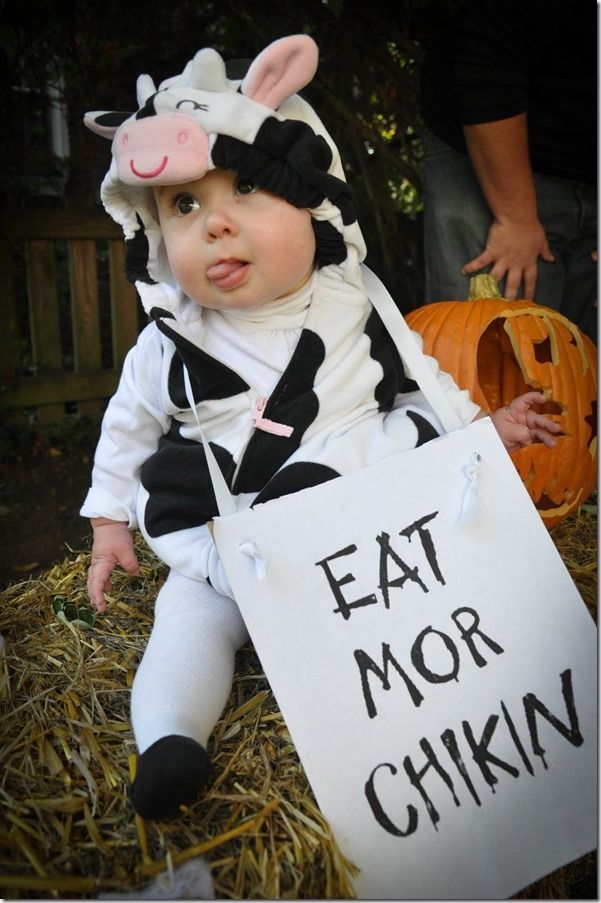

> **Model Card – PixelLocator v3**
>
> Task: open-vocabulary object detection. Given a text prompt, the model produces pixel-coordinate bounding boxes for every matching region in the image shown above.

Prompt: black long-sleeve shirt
[420,0,597,184]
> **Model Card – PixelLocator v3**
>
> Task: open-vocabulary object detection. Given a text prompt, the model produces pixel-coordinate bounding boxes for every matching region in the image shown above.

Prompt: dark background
[0,0,452,303]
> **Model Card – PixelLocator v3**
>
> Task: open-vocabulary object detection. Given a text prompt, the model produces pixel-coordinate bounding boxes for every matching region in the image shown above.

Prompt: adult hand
[461,219,555,299]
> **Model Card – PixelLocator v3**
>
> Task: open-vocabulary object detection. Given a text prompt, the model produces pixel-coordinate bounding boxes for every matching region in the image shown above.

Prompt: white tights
[130,571,250,754]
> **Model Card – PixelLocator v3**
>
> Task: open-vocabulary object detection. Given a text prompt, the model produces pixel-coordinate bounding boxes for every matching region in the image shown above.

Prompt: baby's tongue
[207,260,245,281]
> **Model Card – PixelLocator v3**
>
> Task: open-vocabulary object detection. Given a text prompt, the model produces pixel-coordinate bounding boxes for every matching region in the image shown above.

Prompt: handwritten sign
[214,418,597,899]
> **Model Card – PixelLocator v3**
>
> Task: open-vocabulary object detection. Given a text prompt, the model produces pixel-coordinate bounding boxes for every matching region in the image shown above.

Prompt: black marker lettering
[523,668,583,770]
[403,737,460,830]
[365,762,418,837]
[354,643,424,718]
[315,545,378,619]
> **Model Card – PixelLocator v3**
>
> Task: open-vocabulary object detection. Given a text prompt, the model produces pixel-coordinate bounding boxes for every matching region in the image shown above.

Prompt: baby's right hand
[87,519,140,613]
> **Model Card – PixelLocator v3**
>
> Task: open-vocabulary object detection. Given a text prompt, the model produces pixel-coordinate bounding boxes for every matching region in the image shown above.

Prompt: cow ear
[241,35,318,110]
[189,47,228,91]
[137,74,157,106]
[84,111,132,139]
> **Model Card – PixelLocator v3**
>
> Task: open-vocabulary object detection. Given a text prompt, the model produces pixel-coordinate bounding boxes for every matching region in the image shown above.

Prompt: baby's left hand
[488,391,561,453]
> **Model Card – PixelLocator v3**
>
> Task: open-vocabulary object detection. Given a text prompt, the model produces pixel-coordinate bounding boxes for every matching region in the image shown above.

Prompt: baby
[81,35,559,820]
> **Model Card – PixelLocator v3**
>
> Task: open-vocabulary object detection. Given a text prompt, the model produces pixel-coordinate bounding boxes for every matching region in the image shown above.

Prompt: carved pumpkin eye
[405,274,598,529]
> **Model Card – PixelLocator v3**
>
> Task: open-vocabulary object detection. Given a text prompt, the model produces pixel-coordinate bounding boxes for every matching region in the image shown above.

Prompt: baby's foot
[129,734,213,819]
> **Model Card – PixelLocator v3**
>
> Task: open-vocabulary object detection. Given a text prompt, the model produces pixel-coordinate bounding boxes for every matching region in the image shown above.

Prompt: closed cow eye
[176,99,209,112]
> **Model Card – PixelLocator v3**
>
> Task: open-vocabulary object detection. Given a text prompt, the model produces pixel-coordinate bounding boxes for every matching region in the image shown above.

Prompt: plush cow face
[84,36,319,187]
[84,34,366,314]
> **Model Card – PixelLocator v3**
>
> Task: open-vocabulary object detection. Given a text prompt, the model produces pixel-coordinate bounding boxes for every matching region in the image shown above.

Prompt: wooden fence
[0,209,140,425]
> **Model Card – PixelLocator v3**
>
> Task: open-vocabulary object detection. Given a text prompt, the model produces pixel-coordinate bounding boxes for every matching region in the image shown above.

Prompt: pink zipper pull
[251,396,294,438]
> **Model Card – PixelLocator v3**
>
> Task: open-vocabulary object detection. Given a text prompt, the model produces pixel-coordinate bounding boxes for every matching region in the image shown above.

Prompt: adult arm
[460,113,555,299]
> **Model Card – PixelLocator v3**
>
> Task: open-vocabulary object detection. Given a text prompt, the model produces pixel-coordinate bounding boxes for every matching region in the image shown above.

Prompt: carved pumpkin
[406,275,597,529]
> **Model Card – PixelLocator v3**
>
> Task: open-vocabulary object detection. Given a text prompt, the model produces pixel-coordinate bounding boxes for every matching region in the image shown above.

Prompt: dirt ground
[0,425,97,590]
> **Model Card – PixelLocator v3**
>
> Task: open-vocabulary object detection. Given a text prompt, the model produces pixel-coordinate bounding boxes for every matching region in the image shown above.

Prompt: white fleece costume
[81,37,479,770]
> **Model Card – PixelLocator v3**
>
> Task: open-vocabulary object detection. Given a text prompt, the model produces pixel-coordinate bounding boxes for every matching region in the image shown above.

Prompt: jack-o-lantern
[406,275,597,529]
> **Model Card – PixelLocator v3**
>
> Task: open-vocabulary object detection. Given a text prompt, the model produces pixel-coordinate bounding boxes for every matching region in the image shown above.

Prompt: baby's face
[154,169,316,311]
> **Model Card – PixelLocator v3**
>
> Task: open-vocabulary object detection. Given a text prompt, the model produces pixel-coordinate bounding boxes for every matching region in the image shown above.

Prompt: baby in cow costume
[81,35,559,819]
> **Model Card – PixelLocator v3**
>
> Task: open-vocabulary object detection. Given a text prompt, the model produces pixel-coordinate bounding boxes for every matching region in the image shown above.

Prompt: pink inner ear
[242,35,318,110]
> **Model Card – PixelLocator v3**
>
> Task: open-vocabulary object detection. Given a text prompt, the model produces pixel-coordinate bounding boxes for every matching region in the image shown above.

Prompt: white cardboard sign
[214,419,597,899]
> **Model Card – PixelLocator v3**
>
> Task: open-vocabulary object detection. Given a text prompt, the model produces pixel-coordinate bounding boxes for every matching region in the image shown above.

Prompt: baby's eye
[235,176,258,196]
[174,194,200,216]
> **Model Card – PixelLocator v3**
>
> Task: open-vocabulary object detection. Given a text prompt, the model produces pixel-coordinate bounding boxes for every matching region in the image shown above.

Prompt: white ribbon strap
[238,540,268,580]
[182,366,237,517]
[361,265,463,433]
[457,452,481,527]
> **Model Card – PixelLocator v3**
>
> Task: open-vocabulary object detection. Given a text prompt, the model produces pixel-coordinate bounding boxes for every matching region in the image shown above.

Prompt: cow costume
[81,35,479,818]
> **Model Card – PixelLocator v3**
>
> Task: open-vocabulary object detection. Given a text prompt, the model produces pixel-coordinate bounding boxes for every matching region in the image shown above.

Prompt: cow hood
[84,35,368,318]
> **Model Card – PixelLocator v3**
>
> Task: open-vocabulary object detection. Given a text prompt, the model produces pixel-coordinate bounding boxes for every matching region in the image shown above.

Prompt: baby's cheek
[169,251,197,293]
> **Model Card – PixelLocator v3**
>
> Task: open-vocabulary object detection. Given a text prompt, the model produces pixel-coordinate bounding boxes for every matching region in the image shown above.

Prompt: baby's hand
[87,519,140,614]
[489,391,561,453]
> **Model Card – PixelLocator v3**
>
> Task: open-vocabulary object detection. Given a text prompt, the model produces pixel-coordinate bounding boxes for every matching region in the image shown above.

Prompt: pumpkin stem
[468,274,503,300]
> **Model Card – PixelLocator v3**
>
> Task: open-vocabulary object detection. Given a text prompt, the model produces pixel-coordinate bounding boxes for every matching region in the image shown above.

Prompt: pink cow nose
[114,112,210,186]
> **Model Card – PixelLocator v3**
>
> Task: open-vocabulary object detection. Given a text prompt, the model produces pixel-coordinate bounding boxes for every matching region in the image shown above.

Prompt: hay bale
[0,496,596,899]
[0,537,357,899]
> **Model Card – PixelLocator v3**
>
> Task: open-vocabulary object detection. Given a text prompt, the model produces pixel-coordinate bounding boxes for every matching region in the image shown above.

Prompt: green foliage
[52,595,96,628]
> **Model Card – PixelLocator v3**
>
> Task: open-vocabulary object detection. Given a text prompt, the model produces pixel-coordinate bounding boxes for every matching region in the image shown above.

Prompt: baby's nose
[205,207,237,239]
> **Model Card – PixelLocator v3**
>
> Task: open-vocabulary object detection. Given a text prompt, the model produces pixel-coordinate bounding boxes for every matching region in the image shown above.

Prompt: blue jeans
[422,131,597,343]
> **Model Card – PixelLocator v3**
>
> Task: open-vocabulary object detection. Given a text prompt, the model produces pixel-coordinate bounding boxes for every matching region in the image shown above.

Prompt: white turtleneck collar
[216,268,317,331]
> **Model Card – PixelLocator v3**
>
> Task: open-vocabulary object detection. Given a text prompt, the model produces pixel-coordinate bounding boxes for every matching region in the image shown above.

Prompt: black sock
[129,734,213,819]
